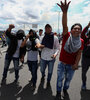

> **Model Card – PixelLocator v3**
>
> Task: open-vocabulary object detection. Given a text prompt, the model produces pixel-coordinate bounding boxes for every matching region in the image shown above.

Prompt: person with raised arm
[55,0,84,99]
[1,24,26,84]
[81,22,90,90]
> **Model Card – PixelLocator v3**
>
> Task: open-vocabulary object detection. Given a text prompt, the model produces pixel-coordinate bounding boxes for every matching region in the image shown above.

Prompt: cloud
[8,0,16,3]
[0,0,53,24]
[0,0,90,32]
[0,23,9,30]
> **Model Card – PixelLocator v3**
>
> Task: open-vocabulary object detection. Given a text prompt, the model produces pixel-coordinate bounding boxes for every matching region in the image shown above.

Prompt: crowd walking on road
[0,0,90,100]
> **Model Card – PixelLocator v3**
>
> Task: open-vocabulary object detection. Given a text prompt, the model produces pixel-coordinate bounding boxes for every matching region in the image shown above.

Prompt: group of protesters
[0,33,7,48]
[0,0,90,100]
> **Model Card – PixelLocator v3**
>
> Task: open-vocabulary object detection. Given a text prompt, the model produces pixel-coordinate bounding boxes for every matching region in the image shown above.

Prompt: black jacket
[81,26,90,57]
[6,30,26,58]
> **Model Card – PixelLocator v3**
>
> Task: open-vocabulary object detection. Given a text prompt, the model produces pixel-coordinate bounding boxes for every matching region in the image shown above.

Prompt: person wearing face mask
[55,0,84,99]
[21,29,41,90]
[81,22,90,90]
[1,24,26,84]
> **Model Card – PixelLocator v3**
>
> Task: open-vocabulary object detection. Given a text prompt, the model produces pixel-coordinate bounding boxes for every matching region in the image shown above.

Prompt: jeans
[57,61,75,92]
[27,60,38,86]
[3,53,19,79]
[40,58,55,82]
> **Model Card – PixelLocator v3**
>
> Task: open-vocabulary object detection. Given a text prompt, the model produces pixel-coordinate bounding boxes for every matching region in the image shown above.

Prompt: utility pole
[58,11,60,34]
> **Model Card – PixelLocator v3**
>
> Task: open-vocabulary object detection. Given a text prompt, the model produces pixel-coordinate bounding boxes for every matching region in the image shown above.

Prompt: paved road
[0,46,90,100]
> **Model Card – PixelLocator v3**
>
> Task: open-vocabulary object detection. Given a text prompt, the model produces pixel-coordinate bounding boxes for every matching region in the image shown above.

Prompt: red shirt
[59,32,84,65]
[81,26,90,46]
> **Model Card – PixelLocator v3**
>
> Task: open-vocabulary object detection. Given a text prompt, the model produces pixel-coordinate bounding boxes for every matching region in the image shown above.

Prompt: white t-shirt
[39,35,44,43]
[41,35,60,60]
[27,38,40,61]
[13,40,22,58]
[38,35,44,51]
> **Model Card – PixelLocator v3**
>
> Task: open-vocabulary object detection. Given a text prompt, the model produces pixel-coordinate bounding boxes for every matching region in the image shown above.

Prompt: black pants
[27,61,38,86]
[81,56,90,85]
[39,50,41,58]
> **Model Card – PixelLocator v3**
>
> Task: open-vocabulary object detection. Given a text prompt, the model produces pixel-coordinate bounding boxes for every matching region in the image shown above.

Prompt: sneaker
[81,84,86,90]
[29,79,33,87]
[29,78,32,83]
[14,79,18,83]
[46,81,50,88]
[1,77,6,85]
[63,89,68,95]
[62,89,69,99]
[41,76,45,82]
[31,84,36,91]
[55,92,62,100]
[14,78,19,83]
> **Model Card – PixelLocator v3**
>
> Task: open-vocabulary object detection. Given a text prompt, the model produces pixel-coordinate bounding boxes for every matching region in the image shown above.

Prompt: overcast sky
[0,0,90,33]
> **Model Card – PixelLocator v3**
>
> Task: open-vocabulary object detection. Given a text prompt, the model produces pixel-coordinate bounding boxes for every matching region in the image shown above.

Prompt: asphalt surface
[0,45,90,100]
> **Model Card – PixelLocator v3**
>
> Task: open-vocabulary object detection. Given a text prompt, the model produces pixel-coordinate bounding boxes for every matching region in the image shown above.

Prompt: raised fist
[9,24,15,29]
